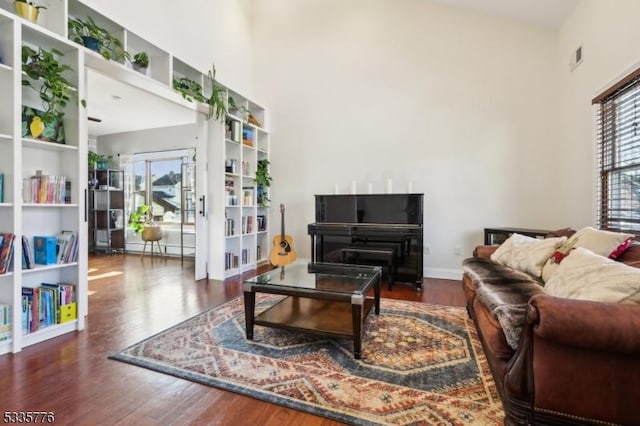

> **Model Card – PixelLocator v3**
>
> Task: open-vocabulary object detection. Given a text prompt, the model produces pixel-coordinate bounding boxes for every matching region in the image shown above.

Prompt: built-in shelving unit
[0,6,88,355]
[221,89,270,278]
[0,0,271,353]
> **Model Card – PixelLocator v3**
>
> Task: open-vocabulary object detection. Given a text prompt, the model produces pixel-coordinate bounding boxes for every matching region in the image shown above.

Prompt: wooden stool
[141,226,164,259]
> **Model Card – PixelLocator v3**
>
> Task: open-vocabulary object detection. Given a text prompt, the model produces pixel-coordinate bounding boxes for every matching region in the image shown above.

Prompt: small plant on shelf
[132,52,149,74]
[255,159,272,208]
[21,46,83,126]
[88,150,112,170]
[14,0,46,23]
[68,16,130,63]
[173,76,206,103]
[173,64,227,122]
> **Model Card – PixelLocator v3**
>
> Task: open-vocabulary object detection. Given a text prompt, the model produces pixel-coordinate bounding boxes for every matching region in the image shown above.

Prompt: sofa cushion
[545,247,640,303]
[463,257,545,350]
[542,227,635,282]
[489,233,567,278]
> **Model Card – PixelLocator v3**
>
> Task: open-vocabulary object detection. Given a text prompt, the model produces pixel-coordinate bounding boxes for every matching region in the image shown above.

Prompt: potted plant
[132,52,149,74]
[68,16,130,63]
[88,150,112,170]
[21,46,83,141]
[128,204,152,234]
[14,0,46,23]
[173,76,206,103]
[255,159,272,207]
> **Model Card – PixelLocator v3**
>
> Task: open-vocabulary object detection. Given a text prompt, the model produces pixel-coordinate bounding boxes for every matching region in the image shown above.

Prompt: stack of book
[225,218,235,236]
[224,252,239,270]
[0,302,10,342]
[33,232,78,266]
[22,173,70,204]
[22,283,76,334]
[241,248,251,265]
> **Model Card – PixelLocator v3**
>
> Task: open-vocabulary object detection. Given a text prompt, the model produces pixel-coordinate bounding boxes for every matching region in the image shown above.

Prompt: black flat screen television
[315,194,423,225]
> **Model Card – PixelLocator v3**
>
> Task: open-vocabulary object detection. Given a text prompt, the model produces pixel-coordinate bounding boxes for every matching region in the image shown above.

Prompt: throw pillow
[490,233,567,278]
[541,226,635,282]
[545,247,640,303]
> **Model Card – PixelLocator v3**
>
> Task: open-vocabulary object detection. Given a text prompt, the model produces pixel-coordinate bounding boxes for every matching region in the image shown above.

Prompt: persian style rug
[110,296,504,425]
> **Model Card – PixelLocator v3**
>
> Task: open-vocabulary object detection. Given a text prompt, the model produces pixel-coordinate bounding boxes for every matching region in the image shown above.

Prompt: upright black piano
[308,193,424,290]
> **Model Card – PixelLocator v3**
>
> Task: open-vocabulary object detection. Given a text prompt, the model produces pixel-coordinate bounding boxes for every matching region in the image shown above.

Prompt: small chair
[141,225,164,259]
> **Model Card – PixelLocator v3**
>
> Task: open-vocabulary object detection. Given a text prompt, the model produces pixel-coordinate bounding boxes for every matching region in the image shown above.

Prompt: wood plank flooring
[0,254,465,425]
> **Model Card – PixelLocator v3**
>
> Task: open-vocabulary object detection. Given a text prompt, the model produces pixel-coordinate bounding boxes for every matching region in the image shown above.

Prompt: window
[130,149,194,226]
[593,69,640,233]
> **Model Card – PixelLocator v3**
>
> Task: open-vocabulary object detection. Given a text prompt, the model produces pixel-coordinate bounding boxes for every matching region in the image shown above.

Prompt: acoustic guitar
[269,204,297,266]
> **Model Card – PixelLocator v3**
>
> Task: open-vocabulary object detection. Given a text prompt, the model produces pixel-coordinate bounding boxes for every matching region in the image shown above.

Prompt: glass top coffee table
[243,262,382,359]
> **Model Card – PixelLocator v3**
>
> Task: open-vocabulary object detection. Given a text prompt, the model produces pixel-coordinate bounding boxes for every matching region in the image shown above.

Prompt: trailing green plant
[255,159,272,207]
[172,76,206,103]
[207,64,226,121]
[128,204,152,233]
[133,52,149,68]
[228,95,249,120]
[68,16,130,62]
[21,45,84,124]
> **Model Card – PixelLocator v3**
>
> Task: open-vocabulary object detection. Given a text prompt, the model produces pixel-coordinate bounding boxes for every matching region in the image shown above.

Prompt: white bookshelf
[0,0,272,353]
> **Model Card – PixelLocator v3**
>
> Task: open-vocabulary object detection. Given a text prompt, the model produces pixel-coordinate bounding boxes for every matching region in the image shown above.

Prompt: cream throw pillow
[490,233,567,278]
[545,247,640,303]
[541,226,635,282]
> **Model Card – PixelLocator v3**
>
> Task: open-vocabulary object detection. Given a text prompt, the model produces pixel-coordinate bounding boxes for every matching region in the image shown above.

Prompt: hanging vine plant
[256,159,272,208]
[21,45,85,124]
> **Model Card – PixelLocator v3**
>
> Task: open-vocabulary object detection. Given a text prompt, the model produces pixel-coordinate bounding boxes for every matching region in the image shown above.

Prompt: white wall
[556,0,640,228]
[80,0,254,95]
[252,0,563,277]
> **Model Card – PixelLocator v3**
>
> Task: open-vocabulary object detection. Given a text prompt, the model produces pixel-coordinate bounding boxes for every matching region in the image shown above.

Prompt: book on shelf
[0,173,4,203]
[257,215,266,231]
[21,236,34,270]
[0,233,15,275]
[224,252,239,270]
[22,283,76,334]
[225,218,235,236]
[56,231,78,264]
[0,302,10,342]
[242,127,254,146]
[33,235,56,265]
[22,172,70,204]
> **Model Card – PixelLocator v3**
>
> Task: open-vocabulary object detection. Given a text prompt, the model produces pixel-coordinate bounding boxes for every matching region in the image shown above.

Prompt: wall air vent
[570,45,583,72]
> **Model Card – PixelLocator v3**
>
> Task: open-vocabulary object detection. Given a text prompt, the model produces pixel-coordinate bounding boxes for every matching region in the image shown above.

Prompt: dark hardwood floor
[0,254,465,424]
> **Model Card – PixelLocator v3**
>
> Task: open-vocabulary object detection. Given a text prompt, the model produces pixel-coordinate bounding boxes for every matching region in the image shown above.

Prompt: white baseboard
[423,267,463,281]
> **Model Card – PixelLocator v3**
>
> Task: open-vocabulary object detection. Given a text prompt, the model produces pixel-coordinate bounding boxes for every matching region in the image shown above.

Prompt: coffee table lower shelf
[255,296,375,338]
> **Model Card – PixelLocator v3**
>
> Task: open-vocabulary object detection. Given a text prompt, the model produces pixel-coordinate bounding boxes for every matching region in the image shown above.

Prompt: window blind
[594,74,640,233]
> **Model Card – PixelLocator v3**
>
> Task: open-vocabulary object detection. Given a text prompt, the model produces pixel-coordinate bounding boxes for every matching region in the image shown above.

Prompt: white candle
[350,180,356,194]
[334,183,339,194]
[407,181,413,193]
[386,179,393,193]
[367,183,373,194]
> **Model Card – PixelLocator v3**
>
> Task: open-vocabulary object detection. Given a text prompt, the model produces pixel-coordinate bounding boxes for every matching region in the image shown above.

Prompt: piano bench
[340,246,396,290]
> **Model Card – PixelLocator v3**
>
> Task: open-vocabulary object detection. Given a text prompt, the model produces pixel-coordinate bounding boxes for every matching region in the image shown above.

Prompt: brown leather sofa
[462,230,640,425]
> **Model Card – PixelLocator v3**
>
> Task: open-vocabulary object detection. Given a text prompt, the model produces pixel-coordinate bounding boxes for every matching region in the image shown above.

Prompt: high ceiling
[88,0,581,137]
[431,0,581,28]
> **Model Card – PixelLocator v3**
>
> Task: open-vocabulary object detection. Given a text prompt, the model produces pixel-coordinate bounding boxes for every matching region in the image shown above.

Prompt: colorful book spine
[0,233,15,275]
[33,235,57,265]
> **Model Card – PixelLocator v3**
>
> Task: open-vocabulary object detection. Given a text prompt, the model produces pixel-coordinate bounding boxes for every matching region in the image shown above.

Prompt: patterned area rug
[110,296,504,425]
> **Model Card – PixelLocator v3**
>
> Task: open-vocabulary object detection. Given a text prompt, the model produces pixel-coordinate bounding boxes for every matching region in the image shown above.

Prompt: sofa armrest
[505,294,640,424]
[528,294,640,353]
[472,245,499,259]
